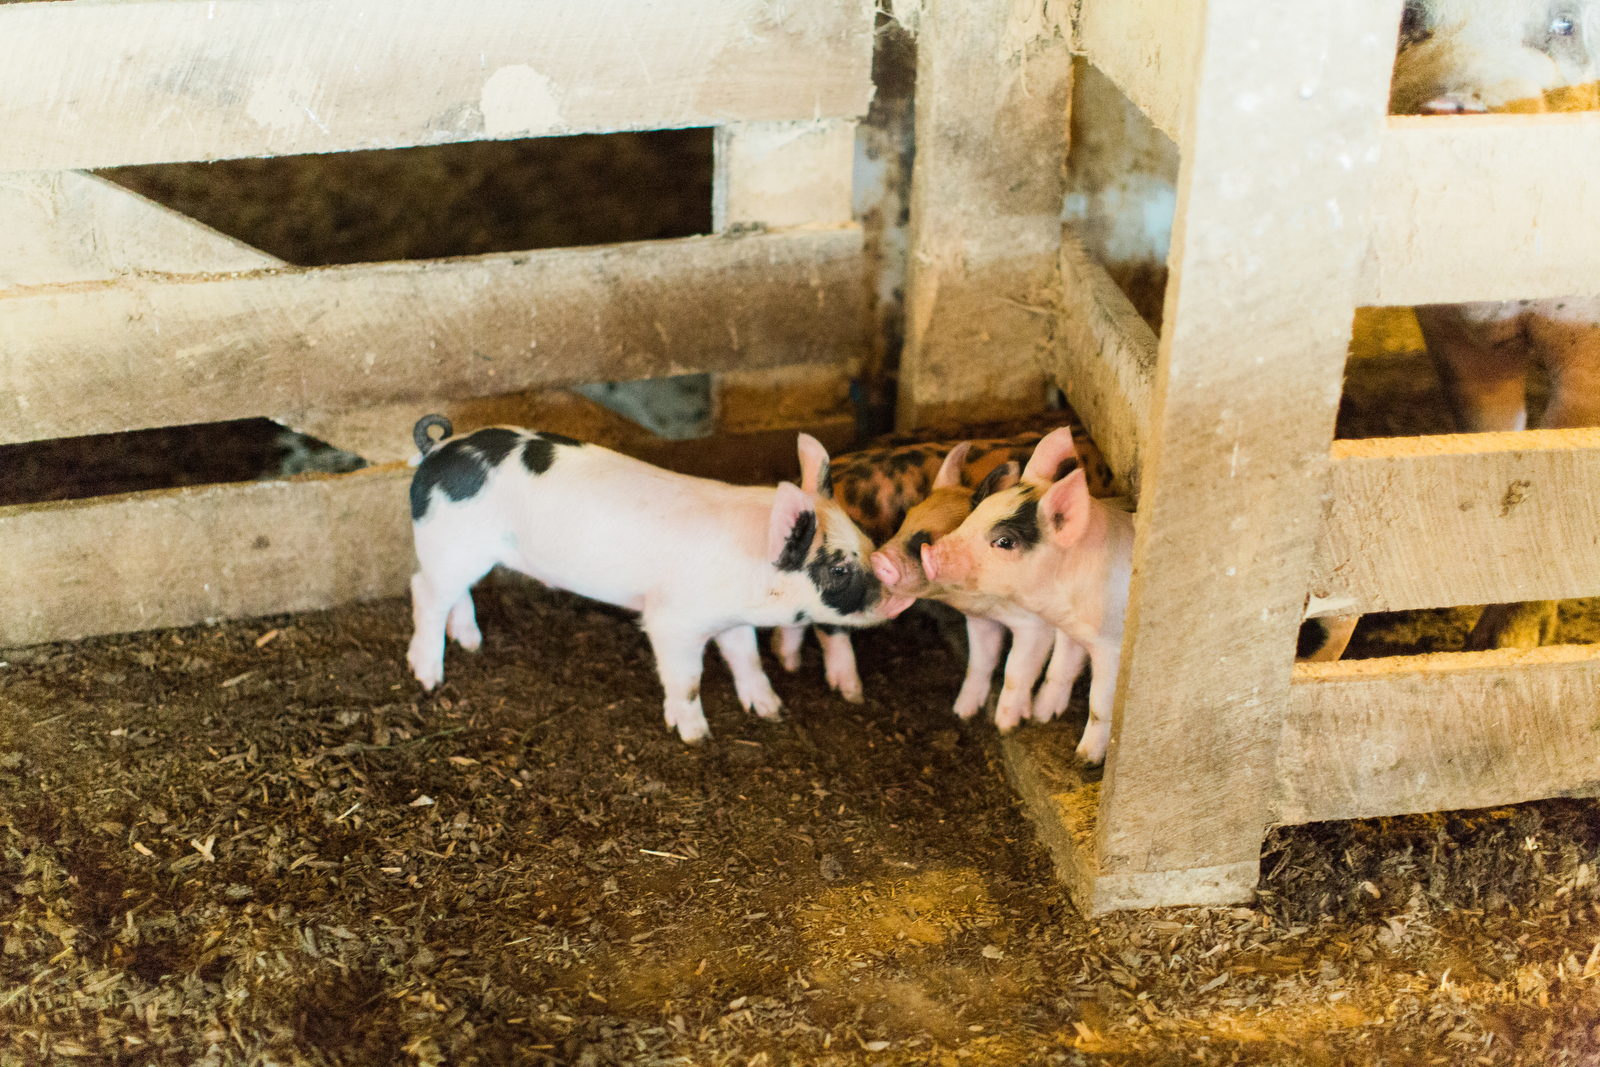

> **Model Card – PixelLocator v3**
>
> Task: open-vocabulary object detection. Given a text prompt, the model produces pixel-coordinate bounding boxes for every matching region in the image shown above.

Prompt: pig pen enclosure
[4,0,1600,1064]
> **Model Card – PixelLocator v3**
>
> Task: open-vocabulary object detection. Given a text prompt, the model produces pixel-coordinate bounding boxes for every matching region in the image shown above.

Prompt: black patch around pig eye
[806,544,878,616]
[989,491,1041,550]
[906,530,933,561]
[411,437,494,520]
[776,509,817,572]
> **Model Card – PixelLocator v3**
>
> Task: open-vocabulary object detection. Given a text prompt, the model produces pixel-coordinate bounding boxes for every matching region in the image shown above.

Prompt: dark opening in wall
[98,128,716,265]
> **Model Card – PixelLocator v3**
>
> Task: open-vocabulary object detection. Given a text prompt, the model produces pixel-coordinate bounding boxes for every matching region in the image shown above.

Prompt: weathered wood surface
[1002,726,1256,915]
[1276,647,1600,825]
[896,0,1069,430]
[1093,0,1400,906]
[714,120,857,232]
[0,466,413,648]
[1074,0,1198,145]
[1054,227,1157,497]
[1308,430,1600,616]
[0,0,875,171]
[0,170,281,288]
[0,228,868,445]
[1363,113,1600,305]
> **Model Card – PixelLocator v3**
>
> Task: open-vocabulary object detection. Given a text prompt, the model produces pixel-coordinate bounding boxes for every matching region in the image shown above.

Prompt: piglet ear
[970,461,1020,507]
[1021,427,1080,485]
[796,433,833,498]
[769,481,818,568]
[931,442,972,490]
[1040,467,1092,548]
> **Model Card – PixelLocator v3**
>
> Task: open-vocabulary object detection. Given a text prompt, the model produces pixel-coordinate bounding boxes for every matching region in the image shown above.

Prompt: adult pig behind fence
[1382,0,1600,651]
[406,416,909,743]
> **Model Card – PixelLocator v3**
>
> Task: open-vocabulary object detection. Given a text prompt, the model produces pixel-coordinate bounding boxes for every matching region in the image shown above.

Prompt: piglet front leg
[714,626,784,720]
[994,619,1055,733]
[1032,631,1086,724]
[644,618,714,744]
[952,616,1005,720]
[1076,646,1119,765]
[814,625,864,703]
[771,625,805,672]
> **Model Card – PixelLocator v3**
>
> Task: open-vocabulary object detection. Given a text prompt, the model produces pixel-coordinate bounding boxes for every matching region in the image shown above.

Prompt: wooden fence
[0,0,876,647]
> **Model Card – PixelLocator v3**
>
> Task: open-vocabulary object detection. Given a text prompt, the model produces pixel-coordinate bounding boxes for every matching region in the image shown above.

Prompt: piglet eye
[1552,13,1576,35]
[831,563,849,576]
[992,535,1016,551]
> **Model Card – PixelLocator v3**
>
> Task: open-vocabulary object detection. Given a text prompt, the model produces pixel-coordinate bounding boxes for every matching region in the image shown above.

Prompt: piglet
[405,416,911,743]
[922,428,1133,764]
[870,443,1085,731]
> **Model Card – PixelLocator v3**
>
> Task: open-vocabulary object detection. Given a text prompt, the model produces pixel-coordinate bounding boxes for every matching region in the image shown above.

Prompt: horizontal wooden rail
[1276,646,1600,824]
[0,465,413,648]
[1363,113,1600,305]
[0,0,874,171]
[1307,429,1600,615]
[1054,227,1157,496]
[1075,1,1199,144]
[0,227,868,444]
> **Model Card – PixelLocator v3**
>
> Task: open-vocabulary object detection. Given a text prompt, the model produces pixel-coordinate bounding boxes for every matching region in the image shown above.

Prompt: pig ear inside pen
[1,0,1599,934]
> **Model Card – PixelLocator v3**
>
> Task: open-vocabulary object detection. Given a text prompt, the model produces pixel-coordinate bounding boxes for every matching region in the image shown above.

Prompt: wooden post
[895,0,1072,429]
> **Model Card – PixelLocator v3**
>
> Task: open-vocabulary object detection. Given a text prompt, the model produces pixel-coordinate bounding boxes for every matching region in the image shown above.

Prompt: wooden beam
[1054,227,1157,496]
[0,228,869,445]
[1275,648,1600,825]
[714,120,858,232]
[1074,0,1201,144]
[896,0,1070,430]
[1308,430,1600,616]
[0,0,874,171]
[1362,113,1600,305]
[0,465,413,648]
[0,170,281,288]
[1090,0,1400,909]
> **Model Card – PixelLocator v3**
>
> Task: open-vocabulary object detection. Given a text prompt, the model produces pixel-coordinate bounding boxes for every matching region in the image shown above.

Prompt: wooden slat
[1308,430,1600,616]
[0,466,413,648]
[0,0,874,171]
[1363,113,1600,305]
[0,228,868,445]
[1090,0,1398,908]
[1054,227,1157,496]
[0,171,281,287]
[1275,648,1600,825]
[714,120,857,232]
[1075,0,1200,144]
[895,0,1070,429]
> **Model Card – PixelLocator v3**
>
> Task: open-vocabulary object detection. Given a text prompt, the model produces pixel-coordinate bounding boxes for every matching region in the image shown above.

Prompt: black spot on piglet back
[469,428,522,467]
[409,428,523,521]
[776,510,817,572]
[413,414,453,455]
[523,431,584,475]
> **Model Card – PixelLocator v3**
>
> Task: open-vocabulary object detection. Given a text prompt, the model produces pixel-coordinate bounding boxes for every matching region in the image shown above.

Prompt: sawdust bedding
[3,574,1599,1067]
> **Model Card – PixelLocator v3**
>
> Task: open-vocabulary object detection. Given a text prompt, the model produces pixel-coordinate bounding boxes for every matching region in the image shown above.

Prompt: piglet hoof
[994,693,1030,734]
[1030,694,1070,724]
[742,687,785,722]
[448,625,482,652]
[828,672,865,704]
[406,646,443,691]
[665,700,712,745]
[950,685,988,721]
[1075,722,1110,766]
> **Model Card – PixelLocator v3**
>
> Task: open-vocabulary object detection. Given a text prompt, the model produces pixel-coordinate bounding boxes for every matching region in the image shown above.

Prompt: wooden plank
[0,465,413,648]
[1075,0,1201,144]
[0,0,875,171]
[1275,647,1600,825]
[895,0,1071,429]
[1308,430,1600,616]
[1002,727,1257,916]
[1054,227,1157,496]
[1363,113,1600,305]
[714,120,857,232]
[1090,0,1400,908]
[0,170,281,287]
[0,228,869,445]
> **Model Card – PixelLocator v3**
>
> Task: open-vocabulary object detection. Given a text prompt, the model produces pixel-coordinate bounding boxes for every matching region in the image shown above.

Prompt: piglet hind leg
[445,592,482,651]
[812,627,864,703]
[714,626,784,720]
[408,563,490,691]
[952,616,1005,720]
[644,619,715,744]
[1032,631,1086,723]
[772,625,805,672]
[994,620,1055,733]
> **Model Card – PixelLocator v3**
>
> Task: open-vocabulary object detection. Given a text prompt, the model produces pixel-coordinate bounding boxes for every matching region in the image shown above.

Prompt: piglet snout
[920,543,939,583]
[871,551,901,588]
